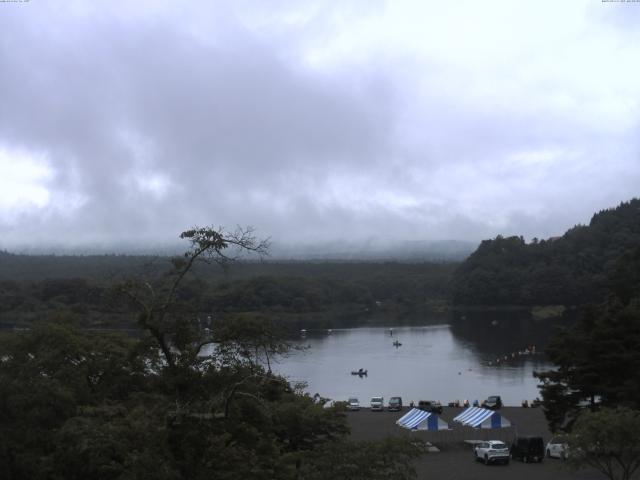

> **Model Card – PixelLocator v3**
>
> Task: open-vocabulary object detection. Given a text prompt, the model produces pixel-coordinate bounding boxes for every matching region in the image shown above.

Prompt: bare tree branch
[116,225,268,369]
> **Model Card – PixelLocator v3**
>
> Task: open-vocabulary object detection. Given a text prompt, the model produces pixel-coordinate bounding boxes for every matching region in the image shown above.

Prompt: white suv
[474,441,510,465]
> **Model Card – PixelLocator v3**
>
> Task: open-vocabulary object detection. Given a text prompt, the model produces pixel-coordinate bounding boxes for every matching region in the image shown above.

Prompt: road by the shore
[346,407,606,480]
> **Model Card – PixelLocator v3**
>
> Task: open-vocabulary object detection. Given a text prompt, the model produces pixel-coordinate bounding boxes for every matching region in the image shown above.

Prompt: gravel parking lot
[347,407,605,480]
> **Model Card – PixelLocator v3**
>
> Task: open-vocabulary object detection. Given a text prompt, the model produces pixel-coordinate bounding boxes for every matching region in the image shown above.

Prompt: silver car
[347,397,360,411]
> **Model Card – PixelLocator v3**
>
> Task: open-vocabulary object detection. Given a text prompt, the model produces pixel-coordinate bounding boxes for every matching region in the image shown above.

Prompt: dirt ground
[347,407,606,480]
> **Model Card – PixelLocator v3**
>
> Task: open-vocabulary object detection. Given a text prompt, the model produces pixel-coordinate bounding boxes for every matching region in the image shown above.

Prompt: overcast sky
[1,0,639,252]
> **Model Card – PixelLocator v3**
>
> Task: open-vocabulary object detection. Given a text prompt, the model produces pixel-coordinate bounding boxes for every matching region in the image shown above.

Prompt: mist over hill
[268,239,476,262]
[1,238,476,263]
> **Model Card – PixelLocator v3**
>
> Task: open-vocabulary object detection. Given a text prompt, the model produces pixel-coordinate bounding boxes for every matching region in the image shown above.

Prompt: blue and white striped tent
[396,408,449,431]
[453,407,511,429]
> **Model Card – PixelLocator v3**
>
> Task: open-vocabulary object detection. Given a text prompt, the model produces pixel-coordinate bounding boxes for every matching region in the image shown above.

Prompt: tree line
[0,260,455,330]
[532,236,640,479]
[451,198,640,306]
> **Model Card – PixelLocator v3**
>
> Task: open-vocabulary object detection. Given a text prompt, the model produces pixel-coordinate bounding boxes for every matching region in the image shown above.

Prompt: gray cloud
[0,1,639,252]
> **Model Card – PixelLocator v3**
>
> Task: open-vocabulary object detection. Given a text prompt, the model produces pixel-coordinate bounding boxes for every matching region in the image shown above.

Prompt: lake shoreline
[347,406,552,444]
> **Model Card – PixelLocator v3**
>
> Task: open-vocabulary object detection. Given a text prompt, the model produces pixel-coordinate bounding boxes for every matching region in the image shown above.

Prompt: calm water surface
[274,321,555,406]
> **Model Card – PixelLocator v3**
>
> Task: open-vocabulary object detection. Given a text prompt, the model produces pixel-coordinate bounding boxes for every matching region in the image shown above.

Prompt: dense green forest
[534,244,640,435]
[0,254,455,330]
[451,198,640,306]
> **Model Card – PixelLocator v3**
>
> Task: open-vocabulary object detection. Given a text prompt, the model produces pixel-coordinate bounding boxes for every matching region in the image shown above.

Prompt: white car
[347,397,360,411]
[546,437,568,459]
[370,396,384,411]
[474,440,510,465]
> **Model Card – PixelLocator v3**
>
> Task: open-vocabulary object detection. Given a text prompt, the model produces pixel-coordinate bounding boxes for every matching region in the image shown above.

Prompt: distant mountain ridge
[0,239,475,283]
[451,198,640,306]
[268,239,475,261]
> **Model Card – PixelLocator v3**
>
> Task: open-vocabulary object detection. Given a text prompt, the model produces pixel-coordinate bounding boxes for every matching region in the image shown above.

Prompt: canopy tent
[453,407,511,429]
[396,408,450,431]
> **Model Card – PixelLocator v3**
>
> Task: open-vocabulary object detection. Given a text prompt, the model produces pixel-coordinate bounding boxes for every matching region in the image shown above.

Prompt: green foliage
[0,262,455,331]
[0,321,150,480]
[535,298,640,432]
[1,318,417,479]
[452,198,640,306]
[566,407,640,480]
[609,247,640,305]
[0,318,356,479]
[51,402,179,480]
[299,437,422,480]
[533,235,640,436]
[0,226,426,478]
[213,314,292,373]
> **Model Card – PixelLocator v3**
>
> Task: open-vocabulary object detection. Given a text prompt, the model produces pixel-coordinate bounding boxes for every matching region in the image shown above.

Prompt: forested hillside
[451,198,640,306]
[0,257,455,330]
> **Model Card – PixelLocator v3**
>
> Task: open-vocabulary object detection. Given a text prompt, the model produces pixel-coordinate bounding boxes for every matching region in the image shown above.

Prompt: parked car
[511,436,545,463]
[370,396,384,411]
[474,440,510,465]
[347,397,360,411]
[546,437,568,459]
[418,400,443,414]
[388,396,402,411]
[482,395,503,410]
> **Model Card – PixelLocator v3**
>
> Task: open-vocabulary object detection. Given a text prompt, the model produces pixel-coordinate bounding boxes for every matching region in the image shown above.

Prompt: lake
[274,314,562,406]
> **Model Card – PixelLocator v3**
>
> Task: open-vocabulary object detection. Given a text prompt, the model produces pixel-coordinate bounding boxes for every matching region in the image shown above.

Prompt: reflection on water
[274,314,566,406]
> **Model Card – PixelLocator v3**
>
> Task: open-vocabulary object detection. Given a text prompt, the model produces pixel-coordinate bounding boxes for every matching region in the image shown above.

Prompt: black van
[510,436,545,463]
[482,395,503,410]
[388,396,402,411]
